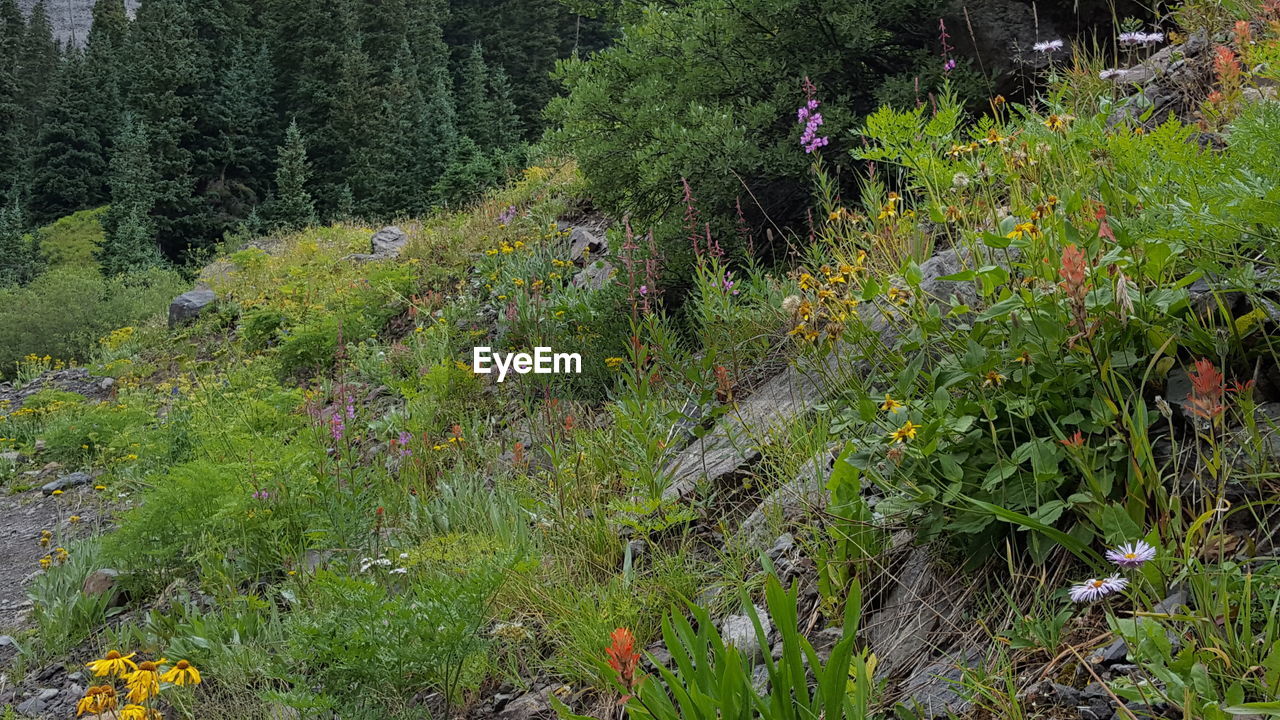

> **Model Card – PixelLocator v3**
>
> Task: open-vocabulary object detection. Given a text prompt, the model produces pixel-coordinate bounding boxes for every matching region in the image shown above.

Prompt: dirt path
[1,487,100,634]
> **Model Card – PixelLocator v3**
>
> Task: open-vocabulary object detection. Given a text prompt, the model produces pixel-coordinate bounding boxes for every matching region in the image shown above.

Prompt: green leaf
[962,495,1103,564]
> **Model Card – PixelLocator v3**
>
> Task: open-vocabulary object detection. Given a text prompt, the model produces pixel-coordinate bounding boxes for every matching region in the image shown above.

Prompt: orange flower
[1187,358,1225,420]
[1059,244,1088,300]
[1061,431,1085,448]
[605,627,642,697]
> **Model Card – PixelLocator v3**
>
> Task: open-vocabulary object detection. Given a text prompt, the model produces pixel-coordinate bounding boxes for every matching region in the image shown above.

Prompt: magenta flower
[1069,575,1128,603]
[330,412,345,442]
[797,78,829,154]
[252,490,270,501]
[943,58,956,72]
[498,205,518,224]
[1106,540,1156,569]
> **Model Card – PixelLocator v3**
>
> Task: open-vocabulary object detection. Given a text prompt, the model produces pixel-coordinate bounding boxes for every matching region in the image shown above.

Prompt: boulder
[498,688,553,719]
[567,227,606,265]
[41,471,93,496]
[370,226,409,257]
[81,568,120,598]
[720,605,770,658]
[168,287,217,328]
[572,260,615,290]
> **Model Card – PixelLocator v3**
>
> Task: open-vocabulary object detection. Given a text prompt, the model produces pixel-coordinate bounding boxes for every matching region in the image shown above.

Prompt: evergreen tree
[271,120,316,231]
[100,116,162,276]
[455,43,493,147]
[83,0,130,158]
[358,40,431,218]
[203,41,277,232]
[0,0,25,208]
[421,64,459,195]
[126,0,210,258]
[0,195,41,287]
[29,50,109,225]
[16,0,58,141]
[487,64,522,149]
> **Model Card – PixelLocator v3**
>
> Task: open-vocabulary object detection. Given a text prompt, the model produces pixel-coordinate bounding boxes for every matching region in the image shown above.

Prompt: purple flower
[1068,575,1128,603]
[639,285,649,296]
[1106,540,1156,569]
[797,82,829,154]
[252,490,270,501]
[1033,39,1065,52]
[498,205,518,225]
[330,412,345,442]
[721,274,739,295]
[943,58,957,72]
[1120,31,1164,46]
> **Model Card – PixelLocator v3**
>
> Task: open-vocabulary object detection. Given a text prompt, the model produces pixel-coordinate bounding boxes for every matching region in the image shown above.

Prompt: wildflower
[1015,350,1032,365]
[889,420,920,443]
[781,295,801,315]
[1187,358,1226,420]
[1059,244,1088,304]
[1106,540,1156,569]
[880,394,904,413]
[124,660,165,703]
[878,193,901,220]
[76,685,118,717]
[252,490,270,501]
[94,485,106,491]
[605,627,642,695]
[52,489,64,496]
[118,705,163,720]
[1044,114,1071,131]
[329,412,345,442]
[981,370,1006,387]
[796,78,830,154]
[1033,39,1065,52]
[39,555,52,569]
[1069,575,1128,602]
[1006,222,1041,240]
[69,515,82,524]
[943,58,956,72]
[160,659,202,686]
[886,286,910,306]
[604,357,625,370]
[87,650,138,678]
[1061,431,1085,448]
[39,529,51,547]
[497,205,518,225]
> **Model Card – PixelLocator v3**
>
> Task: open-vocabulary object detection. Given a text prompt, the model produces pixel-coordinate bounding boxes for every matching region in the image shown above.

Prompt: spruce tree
[455,43,493,147]
[84,0,130,159]
[203,41,277,231]
[0,195,41,287]
[16,0,58,141]
[0,0,25,208]
[126,0,209,257]
[271,120,316,231]
[99,116,162,276]
[29,50,108,225]
[359,40,430,218]
[421,66,459,196]
[487,65,522,149]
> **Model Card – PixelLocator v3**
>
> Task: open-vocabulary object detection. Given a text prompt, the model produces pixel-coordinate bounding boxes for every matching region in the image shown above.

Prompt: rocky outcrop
[345,226,410,262]
[1105,31,1214,129]
[168,286,217,328]
[0,368,116,413]
[17,0,139,46]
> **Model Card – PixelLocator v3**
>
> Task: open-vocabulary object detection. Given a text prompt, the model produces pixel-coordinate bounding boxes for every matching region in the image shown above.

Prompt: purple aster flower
[639,285,648,296]
[1118,31,1144,45]
[1106,540,1156,569]
[1069,575,1129,603]
[1033,39,1065,52]
[944,58,957,72]
[498,205,518,225]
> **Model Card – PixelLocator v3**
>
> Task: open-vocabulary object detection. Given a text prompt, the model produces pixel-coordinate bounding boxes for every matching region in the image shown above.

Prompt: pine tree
[99,116,162,276]
[421,65,459,196]
[126,0,210,258]
[29,50,109,225]
[16,0,58,141]
[83,0,130,159]
[203,41,277,231]
[358,40,431,218]
[0,0,25,209]
[455,43,494,147]
[271,120,316,231]
[0,195,41,287]
[487,64,522,149]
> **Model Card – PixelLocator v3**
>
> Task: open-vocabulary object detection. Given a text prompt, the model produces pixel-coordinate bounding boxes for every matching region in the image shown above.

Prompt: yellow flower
[94,485,107,491]
[1044,114,1072,131]
[87,650,138,678]
[1005,222,1041,240]
[886,287,910,306]
[889,421,920,443]
[877,193,901,220]
[160,659,202,686]
[982,370,1007,387]
[39,555,52,569]
[118,705,163,720]
[76,685,118,716]
[880,394,904,413]
[52,489,64,496]
[604,357,625,370]
[123,660,165,703]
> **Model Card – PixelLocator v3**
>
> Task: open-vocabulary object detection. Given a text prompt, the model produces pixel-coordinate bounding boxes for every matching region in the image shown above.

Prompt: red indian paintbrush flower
[605,627,642,697]
[1187,358,1226,420]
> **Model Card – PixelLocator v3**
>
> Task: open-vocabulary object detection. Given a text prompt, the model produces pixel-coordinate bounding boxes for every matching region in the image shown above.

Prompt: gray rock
[499,688,552,719]
[0,451,20,463]
[568,227,606,264]
[0,635,14,646]
[897,652,980,719]
[16,0,140,47]
[168,287,217,328]
[370,226,409,257]
[572,260,615,290]
[41,471,93,496]
[15,696,46,716]
[736,448,839,547]
[82,568,120,597]
[721,606,769,658]
[36,688,59,702]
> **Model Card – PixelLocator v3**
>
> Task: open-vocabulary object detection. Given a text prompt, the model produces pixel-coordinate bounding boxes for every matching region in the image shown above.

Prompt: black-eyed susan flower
[889,420,920,443]
[160,659,202,686]
[124,659,165,703]
[87,650,138,677]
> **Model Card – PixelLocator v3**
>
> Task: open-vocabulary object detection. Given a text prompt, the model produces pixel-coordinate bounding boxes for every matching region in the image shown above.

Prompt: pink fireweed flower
[1069,575,1128,602]
[329,412,345,442]
[1106,540,1156,569]
[797,77,829,154]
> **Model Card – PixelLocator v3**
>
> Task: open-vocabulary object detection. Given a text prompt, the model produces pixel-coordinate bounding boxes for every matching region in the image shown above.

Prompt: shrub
[0,266,186,378]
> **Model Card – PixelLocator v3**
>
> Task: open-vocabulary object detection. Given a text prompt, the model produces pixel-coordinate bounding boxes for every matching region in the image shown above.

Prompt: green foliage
[548,0,952,260]
[0,196,42,286]
[0,265,184,377]
[34,206,107,269]
[98,115,163,275]
[270,120,317,231]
